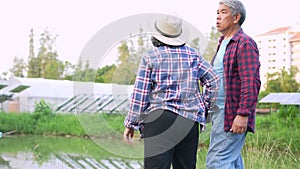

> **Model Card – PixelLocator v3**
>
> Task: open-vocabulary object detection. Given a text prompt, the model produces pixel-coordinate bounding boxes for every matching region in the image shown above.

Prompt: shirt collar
[219,28,244,43]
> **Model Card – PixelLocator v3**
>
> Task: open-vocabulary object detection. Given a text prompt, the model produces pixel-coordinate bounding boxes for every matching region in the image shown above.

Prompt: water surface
[0,135,143,169]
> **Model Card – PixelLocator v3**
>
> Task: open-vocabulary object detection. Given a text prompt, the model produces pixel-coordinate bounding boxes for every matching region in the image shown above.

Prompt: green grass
[0,112,86,136]
[197,121,300,169]
[0,105,300,168]
[243,134,300,169]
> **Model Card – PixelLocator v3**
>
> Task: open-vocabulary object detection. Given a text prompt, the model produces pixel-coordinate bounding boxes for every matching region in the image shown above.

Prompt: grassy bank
[0,103,299,168]
[0,106,299,151]
[0,111,127,138]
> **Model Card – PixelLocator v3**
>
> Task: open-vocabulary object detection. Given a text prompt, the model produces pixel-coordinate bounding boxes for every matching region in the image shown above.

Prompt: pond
[0,135,144,169]
[1,130,298,169]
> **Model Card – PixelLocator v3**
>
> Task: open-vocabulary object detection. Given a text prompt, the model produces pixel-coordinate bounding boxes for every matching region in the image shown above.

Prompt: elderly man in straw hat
[124,14,219,169]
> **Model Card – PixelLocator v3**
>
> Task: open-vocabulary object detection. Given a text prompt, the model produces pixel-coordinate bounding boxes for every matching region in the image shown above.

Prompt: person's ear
[233,13,241,24]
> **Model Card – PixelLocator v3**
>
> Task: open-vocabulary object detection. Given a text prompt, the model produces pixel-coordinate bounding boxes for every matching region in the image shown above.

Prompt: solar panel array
[259,93,300,105]
[56,94,130,114]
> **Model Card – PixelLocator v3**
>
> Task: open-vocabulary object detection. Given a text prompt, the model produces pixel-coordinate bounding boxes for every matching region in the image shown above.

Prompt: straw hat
[152,14,189,46]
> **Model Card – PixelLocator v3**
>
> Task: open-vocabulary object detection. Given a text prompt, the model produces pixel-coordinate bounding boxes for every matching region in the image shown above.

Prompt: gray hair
[219,0,246,26]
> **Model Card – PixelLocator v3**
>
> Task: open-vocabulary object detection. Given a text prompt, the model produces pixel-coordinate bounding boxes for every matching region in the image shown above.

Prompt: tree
[38,29,62,79]
[92,27,221,85]
[0,72,8,80]
[265,66,300,92]
[44,59,64,79]
[9,56,27,77]
[95,64,116,83]
[113,40,136,84]
[72,59,95,82]
[189,37,200,51]
[27,29,40,78]
[27,28,64,79]
[112,30,151,84]
[203,26,222,62]
[62,61,75,80]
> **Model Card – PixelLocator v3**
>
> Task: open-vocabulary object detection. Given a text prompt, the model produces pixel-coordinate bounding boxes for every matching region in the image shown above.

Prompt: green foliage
[34,114,85,136]
[33,100,54,121]
[189,37,200,51]
[112,31,151,85]
[53,114,85,136]
[44,59,64,79]
[9,56,27,77]
[31,100,86,136]
[243,133,300,169]
[277,105,300,118]
[253,106,300,152]
[27,28,65,79]
[72,59,95,82]
[62,61,75,80]
[1,101,300,168]
[0,100,86,136]
[0,112,35,133]
[203,26,222,62]
[0,112,86,136]
[0,72,8,80]
[95,64,117,83]
[100,113,126,134]
[27,28,39,78]
[265,66,300,92]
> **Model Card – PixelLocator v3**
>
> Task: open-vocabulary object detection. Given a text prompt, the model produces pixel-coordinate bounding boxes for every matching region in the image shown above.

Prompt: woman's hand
[123,127,135,143]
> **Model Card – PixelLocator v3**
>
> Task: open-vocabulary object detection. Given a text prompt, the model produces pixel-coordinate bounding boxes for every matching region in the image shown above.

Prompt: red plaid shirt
[212,28,261,132]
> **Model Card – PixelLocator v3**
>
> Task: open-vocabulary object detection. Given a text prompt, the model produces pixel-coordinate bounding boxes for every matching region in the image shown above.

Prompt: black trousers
[143,109,199,169]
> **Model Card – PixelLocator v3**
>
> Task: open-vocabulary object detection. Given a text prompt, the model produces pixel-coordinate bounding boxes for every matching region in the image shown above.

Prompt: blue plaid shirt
[124,45,219,129]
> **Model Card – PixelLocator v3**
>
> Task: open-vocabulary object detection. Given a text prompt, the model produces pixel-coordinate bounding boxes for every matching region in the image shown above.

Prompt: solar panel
[259,93,300,105]
[56,93,130,114]
[0,80,8,90]
[10,85,30,93]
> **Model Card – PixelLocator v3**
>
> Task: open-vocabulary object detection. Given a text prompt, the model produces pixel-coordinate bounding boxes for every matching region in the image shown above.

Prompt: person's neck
[223,26,240,40]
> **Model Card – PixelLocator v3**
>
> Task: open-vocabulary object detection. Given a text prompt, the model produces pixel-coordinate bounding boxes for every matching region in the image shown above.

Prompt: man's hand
[123,127,135,142]
[230,115,248,134]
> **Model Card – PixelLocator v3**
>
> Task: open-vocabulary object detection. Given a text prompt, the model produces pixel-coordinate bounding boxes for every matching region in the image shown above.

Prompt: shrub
[33,99,55,121]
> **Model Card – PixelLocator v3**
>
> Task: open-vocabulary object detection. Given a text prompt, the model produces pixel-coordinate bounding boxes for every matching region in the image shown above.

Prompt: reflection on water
[1,152,143,169]
[0,135,144,169]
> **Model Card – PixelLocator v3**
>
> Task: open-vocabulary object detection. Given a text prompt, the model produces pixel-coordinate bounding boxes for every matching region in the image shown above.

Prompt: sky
[1,0,299,74]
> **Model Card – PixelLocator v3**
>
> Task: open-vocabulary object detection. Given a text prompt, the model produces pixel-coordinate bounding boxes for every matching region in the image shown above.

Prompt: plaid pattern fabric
[213,28,261,132]
[124,45,219,130]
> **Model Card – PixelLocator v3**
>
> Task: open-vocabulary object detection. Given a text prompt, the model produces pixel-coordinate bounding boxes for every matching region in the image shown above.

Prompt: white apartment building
[254,24,300,90]
[290,32,300,82]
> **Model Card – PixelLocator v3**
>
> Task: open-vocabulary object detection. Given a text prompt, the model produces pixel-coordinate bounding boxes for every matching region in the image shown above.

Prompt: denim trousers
[206,108,247,169]
[143,109,199,169]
